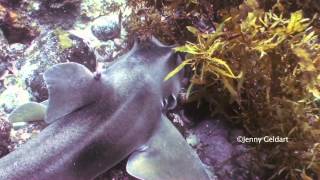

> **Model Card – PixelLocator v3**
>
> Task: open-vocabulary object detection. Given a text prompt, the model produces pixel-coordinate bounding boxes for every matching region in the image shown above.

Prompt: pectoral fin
[8,102,46,123]
[126,115,210,180]
[43,62,98,123]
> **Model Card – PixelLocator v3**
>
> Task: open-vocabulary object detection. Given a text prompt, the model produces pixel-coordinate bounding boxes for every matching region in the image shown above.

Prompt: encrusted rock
[96,161,137,180]
[0,76,32,113]
[0,29,13,82]
[188,119,262,180]
[0,0,22,7]
[91,14,121,41]
[18,30,97,102]
[34,0,80,28]
[19,31,64,102]
[28,71,48,102]
[0,3,39,44]
[80,0,108,20]
[95,40,117,62]
[43,0,81,9]
[9,122,45,150]
[66,34,96,71]
[0,115,11,158]
[9,43,26,54]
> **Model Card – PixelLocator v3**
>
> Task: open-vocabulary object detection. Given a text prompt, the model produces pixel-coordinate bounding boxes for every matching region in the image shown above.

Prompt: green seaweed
[54,28,73,50]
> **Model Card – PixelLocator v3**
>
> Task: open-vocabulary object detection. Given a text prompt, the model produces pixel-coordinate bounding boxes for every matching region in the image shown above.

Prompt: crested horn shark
[0,38,211,180]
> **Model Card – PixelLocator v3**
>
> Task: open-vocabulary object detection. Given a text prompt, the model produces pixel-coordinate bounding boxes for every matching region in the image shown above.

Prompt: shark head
[105,36,184,99]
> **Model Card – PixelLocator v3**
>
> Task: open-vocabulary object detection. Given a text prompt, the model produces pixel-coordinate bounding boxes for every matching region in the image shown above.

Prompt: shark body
[0,38,210,180]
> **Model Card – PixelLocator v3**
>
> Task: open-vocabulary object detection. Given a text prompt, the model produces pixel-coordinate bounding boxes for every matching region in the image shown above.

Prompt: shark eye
[166,94,177,110]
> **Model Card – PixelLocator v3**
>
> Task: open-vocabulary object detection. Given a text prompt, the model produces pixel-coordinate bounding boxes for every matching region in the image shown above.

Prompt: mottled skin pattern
[0,38,209,180]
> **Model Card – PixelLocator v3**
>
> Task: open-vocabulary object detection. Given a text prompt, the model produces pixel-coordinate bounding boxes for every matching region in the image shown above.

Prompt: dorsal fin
[43,62,98,123]
[126,115,210,180]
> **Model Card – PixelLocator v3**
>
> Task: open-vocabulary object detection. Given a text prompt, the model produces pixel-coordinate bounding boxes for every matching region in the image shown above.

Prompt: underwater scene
[0,0,319,179]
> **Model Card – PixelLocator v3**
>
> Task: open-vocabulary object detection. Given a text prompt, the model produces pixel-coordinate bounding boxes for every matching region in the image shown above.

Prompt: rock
[70,12,128,64]
[34,0,80,29]
[9,121,46,150]
[80,0,110,20]
[0,28,8,44]
[27,72,48,102]
[20,30,96,101]
[186,133,200,147]
[0,32,22,90]
[113,38,126,49]
[0,115,11,158]
[0,59,12,81]
[43,0,81,9]
[95,40,117,62]
[91,14,121,41]
[96,160,137,180]
[189,119,261,180]
[0,0,22,7]
[19,31,65,102]
[27,1,41,12]
[0,72,32,113]
[0,30,12,81]
[9,43,27,54]
[0,3,39,44]
[0,29,31,111]
[54,30,97,71]
[66,34,96,71]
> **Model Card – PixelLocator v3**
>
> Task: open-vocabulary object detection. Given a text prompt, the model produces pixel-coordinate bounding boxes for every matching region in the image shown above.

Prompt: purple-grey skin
[0,38,210,180]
